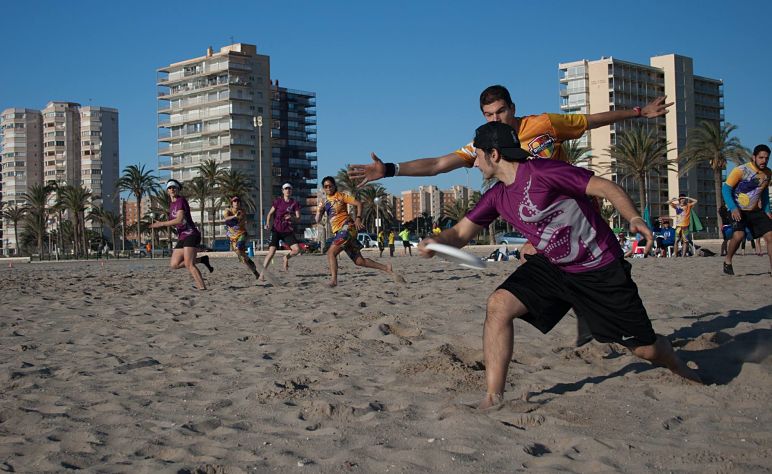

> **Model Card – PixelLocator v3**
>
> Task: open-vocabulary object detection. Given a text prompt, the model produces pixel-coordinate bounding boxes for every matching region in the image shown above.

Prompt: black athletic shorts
[402,240,411,248]
[497,254,656,348]
[731,209,772,239]
[174,233,201,249]
[270,230,298,247]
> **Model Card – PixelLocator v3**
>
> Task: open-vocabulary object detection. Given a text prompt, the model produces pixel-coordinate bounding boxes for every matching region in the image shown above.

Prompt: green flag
[689,210,704,232]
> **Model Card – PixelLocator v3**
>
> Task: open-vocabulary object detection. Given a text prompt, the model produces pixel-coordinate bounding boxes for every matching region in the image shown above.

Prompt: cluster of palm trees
[567,121,751,232]
[1,158,255,257]
[0,181,108,257]
[116,160,254,251]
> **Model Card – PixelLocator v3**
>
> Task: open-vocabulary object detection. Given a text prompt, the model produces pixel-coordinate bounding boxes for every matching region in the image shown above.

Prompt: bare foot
[283,254,289,271]
[327,280,338,287]
[478,392,504,410]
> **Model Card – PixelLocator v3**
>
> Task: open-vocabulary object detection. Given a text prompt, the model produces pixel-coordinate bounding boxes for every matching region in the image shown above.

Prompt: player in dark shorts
[149,179,213,290]
[722,144,772,276]
[262,183,302,280]
[419,122,701,409]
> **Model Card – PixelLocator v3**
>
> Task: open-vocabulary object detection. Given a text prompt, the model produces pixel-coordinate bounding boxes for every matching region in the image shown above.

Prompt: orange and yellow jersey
[453,113,588,165]
[672,202,695,228]
[223,208,248,241]
[725,162,771,211]
[319,191,357,233]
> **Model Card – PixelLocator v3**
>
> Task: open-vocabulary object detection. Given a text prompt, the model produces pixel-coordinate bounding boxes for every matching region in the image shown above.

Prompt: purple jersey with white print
[466,159,621,273]
[169,196,199,240]
[272,197,300,234]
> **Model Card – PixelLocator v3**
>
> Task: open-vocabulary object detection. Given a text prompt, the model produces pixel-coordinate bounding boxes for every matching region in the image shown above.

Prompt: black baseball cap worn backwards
[473,122,531,162]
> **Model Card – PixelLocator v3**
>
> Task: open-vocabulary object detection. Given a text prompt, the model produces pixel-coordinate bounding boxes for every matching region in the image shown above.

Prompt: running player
[315,176,402,287]
[149,179,214,290]
[223,196,260,280]
[420,122,701,409]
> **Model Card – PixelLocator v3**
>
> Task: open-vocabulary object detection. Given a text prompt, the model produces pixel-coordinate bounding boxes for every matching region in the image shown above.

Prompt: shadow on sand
[533,305,771,396]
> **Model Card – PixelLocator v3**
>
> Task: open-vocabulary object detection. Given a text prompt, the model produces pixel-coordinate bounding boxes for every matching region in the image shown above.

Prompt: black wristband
[384,162,396,178]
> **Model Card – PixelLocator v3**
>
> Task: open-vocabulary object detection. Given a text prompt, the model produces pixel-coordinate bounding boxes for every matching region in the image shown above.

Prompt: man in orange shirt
[670,194,697,257]
[348,84,672,181]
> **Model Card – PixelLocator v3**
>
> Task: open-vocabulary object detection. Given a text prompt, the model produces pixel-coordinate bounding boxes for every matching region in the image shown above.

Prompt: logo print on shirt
[528,134,556,159]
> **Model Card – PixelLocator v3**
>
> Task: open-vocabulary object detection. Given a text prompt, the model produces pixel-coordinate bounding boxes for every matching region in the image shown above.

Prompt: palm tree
[562,139,595,170]
[58,185,93,257]
[607,126,675,213]
[21,183,52,256]
[2,205,28,256]
[680,121,750,231]
[117,164,159,248]
[88,206,122,254]
[186,176,209,242]
[198,159,225,245]
[358,184,392,233]
[149,188,172,250]
[336,167,364,200]
[218,168,254,211]
[442,199,470,226]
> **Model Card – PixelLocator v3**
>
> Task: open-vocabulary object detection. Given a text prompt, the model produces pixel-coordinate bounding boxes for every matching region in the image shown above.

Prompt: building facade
[158,44,319,243]
[0,109,43,253]
[558,54,723,227]
[270,81,318,237]
[399,184,474,227]
[1,103,118,253]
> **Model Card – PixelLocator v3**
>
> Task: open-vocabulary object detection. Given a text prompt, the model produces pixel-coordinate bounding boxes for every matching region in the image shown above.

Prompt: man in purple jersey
[419,122,701,409]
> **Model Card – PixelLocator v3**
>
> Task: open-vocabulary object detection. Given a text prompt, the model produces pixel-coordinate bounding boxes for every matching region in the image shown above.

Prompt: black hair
[479,85,514,111]
[321,176,336,188]
[753,144,771,156]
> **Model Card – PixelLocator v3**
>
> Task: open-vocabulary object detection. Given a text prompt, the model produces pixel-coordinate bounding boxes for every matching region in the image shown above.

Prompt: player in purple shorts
[419,122,701,409]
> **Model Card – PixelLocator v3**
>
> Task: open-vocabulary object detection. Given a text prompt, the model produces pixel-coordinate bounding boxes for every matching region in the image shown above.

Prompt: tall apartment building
[79,106,120,215]
[1,103,118,253]
[0,109,43,253]
[158,44,273,241]
[558,54,723,226]
[270,81,318,237]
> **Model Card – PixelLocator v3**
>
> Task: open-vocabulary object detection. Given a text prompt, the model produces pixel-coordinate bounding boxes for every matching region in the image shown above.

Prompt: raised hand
[641,96,674,118]
[347,153,387,187]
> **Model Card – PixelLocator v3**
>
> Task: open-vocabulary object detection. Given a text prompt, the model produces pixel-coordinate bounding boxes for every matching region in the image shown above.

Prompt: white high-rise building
[1,103,119,253]
[157,44,272,240]
[558,54,723,227]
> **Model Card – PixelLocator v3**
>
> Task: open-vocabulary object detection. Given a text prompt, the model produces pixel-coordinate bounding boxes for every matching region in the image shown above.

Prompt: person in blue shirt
[656,220,676,257]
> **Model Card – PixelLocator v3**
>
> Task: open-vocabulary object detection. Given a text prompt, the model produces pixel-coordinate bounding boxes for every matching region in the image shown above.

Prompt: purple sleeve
[537,160,594,198]
[292,200,300,213]
[465,185,500,227]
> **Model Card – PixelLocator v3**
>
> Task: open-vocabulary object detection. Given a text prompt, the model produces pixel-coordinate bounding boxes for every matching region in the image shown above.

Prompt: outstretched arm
[150,210,183,229]
[586,96,673,129]
[347,152,469,186]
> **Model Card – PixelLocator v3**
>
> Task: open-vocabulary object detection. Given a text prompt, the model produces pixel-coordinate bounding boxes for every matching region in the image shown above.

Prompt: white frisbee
[425,242,486,270]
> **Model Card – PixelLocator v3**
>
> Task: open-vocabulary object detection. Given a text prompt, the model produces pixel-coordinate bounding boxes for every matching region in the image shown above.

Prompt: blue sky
[2,0,769,196]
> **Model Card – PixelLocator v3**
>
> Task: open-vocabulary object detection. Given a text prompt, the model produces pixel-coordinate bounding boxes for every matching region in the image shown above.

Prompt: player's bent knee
[486,290,519,322]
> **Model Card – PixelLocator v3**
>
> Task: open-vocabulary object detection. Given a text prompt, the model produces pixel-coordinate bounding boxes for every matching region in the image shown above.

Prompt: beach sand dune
[1,251,770,472]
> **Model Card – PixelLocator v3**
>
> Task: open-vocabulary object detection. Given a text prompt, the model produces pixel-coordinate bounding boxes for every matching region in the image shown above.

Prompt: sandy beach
[1,245,770,472]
